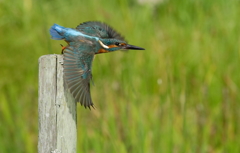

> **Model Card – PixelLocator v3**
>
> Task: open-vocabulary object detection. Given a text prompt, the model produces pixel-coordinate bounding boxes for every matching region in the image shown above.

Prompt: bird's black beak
[124,44,145,50]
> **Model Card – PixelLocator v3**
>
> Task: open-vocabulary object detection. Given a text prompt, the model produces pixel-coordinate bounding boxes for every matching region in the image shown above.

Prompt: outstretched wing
[76,21,125,41]
[63,43,95,109]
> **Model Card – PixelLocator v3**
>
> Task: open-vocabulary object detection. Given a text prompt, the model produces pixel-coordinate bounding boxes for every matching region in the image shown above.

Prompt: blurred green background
[0,0,240,152]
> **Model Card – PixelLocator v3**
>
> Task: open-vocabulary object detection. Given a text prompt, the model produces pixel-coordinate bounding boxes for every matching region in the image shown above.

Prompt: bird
[49,21,145,109]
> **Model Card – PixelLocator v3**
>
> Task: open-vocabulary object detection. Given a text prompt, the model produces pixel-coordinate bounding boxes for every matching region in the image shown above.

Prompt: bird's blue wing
[63,42,95,109]
[76,21,125,41]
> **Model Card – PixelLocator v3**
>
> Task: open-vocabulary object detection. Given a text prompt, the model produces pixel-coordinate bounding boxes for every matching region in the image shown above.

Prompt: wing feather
[76,21,125,41]
[63,45,95,109]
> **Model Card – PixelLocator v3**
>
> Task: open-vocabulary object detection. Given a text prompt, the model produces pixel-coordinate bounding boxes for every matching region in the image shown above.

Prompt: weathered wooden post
[38,54,77,153]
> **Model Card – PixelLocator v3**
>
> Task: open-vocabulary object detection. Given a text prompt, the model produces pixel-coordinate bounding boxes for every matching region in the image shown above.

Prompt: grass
[0,0,240,152]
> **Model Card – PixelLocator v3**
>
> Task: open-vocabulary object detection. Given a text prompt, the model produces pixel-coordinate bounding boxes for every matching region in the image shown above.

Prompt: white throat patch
[98,40,109,49]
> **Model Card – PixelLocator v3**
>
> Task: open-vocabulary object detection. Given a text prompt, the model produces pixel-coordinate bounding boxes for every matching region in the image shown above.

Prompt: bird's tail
[49,24,65,40]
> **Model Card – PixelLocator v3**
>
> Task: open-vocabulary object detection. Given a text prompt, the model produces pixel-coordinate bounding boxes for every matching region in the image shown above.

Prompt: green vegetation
[0,0,239,152]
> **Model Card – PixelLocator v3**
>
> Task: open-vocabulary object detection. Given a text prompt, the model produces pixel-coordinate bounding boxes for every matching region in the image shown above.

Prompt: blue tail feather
[49,24,65,40]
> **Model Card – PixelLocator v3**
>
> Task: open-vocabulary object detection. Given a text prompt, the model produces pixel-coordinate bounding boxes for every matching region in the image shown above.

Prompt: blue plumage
[49,24,65,40]
[50,23,100,41]
[49,21,144,109]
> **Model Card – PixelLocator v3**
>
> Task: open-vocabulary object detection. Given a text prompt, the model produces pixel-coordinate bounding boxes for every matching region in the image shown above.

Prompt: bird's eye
[115,42,120,46]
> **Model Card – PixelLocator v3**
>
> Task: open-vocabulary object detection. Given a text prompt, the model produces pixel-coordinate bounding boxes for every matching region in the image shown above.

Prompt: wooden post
[38,54,77,153]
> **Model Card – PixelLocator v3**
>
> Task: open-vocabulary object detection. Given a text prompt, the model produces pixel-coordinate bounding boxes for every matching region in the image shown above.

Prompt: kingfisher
[49,21,144,109]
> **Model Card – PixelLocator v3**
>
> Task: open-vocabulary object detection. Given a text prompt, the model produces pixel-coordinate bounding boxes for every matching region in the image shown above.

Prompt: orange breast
[97,48,109,54]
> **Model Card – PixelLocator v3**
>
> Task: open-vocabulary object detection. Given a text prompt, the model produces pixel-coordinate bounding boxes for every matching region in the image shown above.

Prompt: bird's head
[97,38,145,54]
